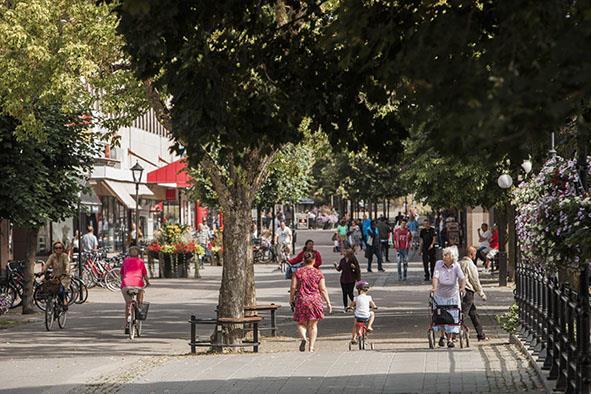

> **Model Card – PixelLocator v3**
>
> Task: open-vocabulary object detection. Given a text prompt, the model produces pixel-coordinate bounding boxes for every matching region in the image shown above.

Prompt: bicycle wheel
[45,297,55,331]
[58,305,67,329]
[128,306,136,340]
[82,268,97,289]
[65,284,77,305]
[105,268,121,292]
[33,286,47,311]
[136,319,143,337]
[74,278,88,304]
[1,282,20,309]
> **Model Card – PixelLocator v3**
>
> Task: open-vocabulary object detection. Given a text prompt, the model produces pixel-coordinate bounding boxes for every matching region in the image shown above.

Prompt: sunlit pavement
[0,230,544,393]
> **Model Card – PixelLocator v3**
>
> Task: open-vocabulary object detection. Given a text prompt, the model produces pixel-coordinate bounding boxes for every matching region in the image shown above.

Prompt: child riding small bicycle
[347,280,378,344]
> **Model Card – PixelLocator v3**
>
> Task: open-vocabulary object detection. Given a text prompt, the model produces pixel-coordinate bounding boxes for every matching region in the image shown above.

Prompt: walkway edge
[510,333,554,394]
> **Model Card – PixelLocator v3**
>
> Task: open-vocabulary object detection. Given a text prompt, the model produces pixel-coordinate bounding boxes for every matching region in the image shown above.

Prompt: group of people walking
[288,223,490,351]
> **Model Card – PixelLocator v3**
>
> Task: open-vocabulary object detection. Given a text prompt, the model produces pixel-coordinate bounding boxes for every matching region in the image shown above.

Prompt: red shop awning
[146,159,192,188]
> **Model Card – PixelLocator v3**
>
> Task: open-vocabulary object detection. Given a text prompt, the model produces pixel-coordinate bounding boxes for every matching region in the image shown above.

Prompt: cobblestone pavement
[0,230,545,393]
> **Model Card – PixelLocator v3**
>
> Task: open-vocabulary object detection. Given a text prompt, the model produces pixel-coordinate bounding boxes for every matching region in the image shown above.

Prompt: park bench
[244,303,281,337]
[189,314,263,354]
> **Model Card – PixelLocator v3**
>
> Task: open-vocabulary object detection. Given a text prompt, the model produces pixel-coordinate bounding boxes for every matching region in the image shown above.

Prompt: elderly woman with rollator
[431,246,466,348]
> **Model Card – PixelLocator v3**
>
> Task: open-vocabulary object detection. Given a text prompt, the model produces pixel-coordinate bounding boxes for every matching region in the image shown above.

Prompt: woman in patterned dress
[290,251,332,352]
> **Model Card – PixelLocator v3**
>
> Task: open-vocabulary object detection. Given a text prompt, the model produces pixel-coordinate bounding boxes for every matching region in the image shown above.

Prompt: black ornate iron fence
[515,262,591,393]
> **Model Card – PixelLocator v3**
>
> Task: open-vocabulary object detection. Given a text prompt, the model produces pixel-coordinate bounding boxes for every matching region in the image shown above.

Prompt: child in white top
[347,281,378,343]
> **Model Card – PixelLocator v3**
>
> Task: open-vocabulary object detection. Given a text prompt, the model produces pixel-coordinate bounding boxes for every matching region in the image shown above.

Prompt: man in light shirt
[459,246,487,341]
[81,225,99,252]
[276,221,293,255]
[476,223,491,265]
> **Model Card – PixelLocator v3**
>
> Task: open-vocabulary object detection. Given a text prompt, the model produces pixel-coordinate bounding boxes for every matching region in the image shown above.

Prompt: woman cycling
[120,246,150,334]
[43,241,71,310]
[288,240,323,268]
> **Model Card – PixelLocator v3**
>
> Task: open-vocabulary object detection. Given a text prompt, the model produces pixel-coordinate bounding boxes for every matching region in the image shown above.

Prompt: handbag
[432,307,455,325]
[284,262,302,280]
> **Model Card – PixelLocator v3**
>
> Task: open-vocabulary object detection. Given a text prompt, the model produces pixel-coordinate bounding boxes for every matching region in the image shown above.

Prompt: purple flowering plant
[513,155,591,273]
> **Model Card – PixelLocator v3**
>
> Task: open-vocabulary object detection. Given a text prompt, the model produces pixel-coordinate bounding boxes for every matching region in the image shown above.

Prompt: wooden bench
[189,315,263,354]
[244,303,281,337]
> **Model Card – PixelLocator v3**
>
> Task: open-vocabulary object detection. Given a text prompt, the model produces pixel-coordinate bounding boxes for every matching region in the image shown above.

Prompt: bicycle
[44,282,68,331]
[347,307,377,351]
[126,287,149,340]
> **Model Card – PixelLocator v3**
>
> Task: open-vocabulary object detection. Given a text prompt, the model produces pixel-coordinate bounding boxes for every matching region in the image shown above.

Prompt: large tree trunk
[217,193,254,345]
[21,227,38,314]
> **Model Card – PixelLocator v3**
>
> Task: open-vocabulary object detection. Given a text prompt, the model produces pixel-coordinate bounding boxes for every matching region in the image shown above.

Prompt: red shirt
[489,229,499,250]
[393,228,412,250]
[120,257,147,288]
[288,249,322,268]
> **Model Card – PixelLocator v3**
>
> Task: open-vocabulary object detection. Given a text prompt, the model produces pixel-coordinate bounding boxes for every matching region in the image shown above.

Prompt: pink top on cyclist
[120,257,147,288]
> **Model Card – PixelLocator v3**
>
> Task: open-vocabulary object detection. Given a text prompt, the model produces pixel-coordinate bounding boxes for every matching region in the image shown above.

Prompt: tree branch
[143,79,173,132]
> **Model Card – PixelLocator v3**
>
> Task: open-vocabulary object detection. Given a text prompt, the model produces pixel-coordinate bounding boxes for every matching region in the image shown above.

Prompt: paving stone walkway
[0,230,546,393]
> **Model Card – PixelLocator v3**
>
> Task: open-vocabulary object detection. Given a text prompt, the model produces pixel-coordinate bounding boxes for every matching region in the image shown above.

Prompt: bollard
[498,251,508,286]
[190,315,196,354]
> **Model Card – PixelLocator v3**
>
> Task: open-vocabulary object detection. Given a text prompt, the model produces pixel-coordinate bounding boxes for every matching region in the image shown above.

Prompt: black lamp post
[131,162,144,246]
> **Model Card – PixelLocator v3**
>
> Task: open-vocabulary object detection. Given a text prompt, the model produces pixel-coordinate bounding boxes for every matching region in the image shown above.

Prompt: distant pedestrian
[419,219,437,281]
[290,251,332,352]
[376,217,391,262]
[394,211,405,227]
[81,225,98,253]
[365,220,384,272]
[275,221,293,255]
[336,220,349,252]
[393,219,412,281]
[459,246,487,341]
[361,214,371,248]
[334,247,361,311]
[484,224,499,271]
[289,240,323,269]
[476,223,491,265]
[350,220,363,252]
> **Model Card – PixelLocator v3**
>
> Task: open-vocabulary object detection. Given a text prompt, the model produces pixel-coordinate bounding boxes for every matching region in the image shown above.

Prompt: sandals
[299,339,307,352]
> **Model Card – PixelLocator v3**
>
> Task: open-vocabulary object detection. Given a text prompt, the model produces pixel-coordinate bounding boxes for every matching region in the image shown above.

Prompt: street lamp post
[497,173,513,286]
[131,162,144,247]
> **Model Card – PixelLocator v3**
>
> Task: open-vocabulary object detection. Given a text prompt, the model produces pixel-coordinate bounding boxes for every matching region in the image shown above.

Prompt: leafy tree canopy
[331,0,591,164]
[0,110,100,228]
[0,0,146,140]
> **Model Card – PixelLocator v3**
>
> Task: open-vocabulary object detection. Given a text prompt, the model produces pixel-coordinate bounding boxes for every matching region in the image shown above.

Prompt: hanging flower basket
[513,155,591,274]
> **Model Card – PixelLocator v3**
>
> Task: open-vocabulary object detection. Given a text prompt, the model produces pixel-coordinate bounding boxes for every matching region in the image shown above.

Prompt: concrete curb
[510,333,556,394]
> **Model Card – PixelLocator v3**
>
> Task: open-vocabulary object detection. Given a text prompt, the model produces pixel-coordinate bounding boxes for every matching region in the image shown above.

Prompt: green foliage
[0,110,100,229]
[257,139,316,206]
[399,135,506,209]
[0,0,147,140]
[311,143,404,205]
[497,303,519,334]
[330,0,591,167]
